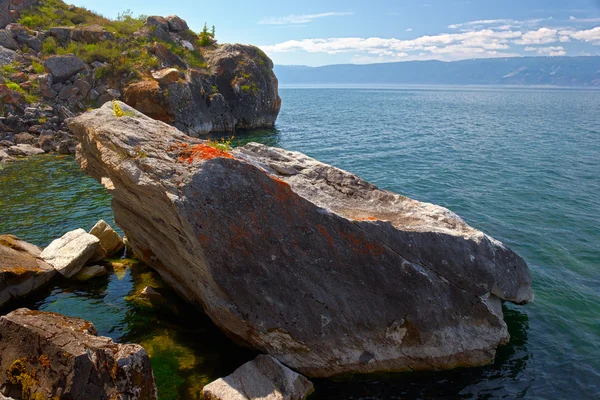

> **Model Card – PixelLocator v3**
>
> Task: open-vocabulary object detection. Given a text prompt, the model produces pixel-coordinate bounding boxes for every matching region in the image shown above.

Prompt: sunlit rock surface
[201,355,313,400]
[69,102,534,377]
[0,308,157,399]
[0,235,56,308]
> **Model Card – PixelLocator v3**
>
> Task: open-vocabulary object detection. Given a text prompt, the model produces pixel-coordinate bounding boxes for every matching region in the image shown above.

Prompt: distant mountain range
[274,57,600,87]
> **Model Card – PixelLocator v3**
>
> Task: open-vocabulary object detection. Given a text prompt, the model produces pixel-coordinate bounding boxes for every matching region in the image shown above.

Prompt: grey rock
[48,26,72,43]
[0,308,157,399]
[6,144,45,156]
[58,84,79,100]
[0,44,15,65]
[0,235,56,308]
[166,15,189,32]
[74,78,91,97]
[14,132,34,144]
[69,103,534,377]
[201,355,314,400]
[144,16,169,31]
[38,131,55,152]
[106,88,121,98]
[40,228,100,278]
[45,54,86,82]
[0,29,18,50]
[89,87,100,100]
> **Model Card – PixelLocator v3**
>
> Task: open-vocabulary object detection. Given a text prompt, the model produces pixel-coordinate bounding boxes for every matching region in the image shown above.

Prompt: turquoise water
[1,86,599,398]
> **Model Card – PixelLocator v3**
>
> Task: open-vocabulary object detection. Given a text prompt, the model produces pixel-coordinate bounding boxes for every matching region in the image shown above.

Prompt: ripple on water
[1,85,599,399]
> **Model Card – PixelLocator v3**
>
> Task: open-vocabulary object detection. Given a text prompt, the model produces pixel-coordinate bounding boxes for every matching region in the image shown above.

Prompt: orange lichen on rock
[354,216,378,221]
[339,230,385,257]
[174,143,234,164]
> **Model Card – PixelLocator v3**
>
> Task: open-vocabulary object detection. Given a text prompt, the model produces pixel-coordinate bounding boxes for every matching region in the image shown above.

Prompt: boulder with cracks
[69,102,534,377]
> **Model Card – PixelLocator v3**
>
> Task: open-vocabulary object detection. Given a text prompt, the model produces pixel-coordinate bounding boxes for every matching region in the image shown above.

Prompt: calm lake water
[1,86,599,399]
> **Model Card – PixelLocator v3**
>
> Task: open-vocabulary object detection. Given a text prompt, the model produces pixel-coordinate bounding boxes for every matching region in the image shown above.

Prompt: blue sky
[75,0,600,66]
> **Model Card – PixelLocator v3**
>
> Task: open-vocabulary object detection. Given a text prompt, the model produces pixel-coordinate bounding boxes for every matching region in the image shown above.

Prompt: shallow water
[1,85,599,399]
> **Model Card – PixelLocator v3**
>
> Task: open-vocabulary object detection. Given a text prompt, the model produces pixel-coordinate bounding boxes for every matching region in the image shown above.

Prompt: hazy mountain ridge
[275,57,600,86]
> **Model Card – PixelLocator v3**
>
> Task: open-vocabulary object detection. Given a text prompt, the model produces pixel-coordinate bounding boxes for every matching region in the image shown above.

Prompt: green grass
[4,81,39,104]
[18,0,108,29]
[31,61,45,74]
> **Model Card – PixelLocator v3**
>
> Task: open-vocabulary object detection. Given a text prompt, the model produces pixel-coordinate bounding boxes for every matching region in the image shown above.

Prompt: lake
[1,85,599,399]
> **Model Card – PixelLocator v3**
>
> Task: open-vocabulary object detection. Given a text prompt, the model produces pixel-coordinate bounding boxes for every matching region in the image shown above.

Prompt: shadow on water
[310,307,530,400]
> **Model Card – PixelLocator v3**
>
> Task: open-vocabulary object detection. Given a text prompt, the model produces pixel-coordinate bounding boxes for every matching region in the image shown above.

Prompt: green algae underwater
[1,85,599,399]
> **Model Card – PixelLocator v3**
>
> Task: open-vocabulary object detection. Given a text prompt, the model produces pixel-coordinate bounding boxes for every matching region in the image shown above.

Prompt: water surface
[1,86,599,399]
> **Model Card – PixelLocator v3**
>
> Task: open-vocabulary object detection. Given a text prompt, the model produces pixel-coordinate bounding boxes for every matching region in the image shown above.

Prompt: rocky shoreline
[1,0,280,164]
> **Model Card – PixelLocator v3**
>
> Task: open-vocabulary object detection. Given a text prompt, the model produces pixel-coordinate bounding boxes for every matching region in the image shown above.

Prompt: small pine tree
[211,25,215,37]
[199,22,212,46]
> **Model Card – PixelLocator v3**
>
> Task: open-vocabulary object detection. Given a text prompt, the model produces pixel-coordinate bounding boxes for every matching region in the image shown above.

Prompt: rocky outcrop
[0,235,56,308]
[1,3,281,162]
[40,228,99,278]
[124,43,280,136]
[0,0,36,29]
[201,355,313,400]
[70,102,534,377]
[0,308,157,399]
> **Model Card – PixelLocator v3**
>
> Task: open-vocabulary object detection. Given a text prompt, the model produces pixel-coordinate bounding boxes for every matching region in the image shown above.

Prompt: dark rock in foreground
[0,308,157,399]
[201,355,313,400]
[70,102,534,377]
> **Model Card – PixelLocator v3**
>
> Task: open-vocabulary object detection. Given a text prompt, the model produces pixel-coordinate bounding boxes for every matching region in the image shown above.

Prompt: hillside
[0,0,280,162]
[275,57,600,87]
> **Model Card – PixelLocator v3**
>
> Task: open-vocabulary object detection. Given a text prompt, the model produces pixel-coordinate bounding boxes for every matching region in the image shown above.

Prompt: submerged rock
[72,264,107,281]
[201,355,313,400]
[40,228,99,278]
[69,102,534,377]
[0,235,56,308]
[0,308,157,399]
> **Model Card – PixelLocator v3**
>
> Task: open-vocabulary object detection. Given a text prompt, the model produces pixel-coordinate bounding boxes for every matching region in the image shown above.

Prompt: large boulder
[40,228,100,278]
[205,44,281,131]
[201,355,313,400]
[166,15,189,32]
[0,308,157,399]
[44,54,86,83]
[69,102,534,377]
[0,235,56,308]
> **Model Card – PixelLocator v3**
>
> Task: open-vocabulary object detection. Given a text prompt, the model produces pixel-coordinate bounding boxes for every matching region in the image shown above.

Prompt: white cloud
[258,12,353,25]
[567,26,600,43]
[448,17,551,31]
[260,23,600,63]
[261,29,523,62]
[406,28,413,32]
[570,16,577,20]
[514,27,558,45]
[524,45,566,56]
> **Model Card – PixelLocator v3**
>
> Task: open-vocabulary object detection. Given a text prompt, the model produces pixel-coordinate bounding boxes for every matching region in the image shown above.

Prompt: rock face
[40,228,99,278]
[0,235,56,308]
[0,308,157,399]
[124,44,280,135]
[70,102,534,377]
[201,355,313,400]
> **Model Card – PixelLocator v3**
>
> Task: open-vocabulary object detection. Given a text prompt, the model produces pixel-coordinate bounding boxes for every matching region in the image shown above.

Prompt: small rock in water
[40,228,99,278]
[201,355,314,400]
[89,219,124,261]
[72,264,107,281]
[0,308,157,399]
